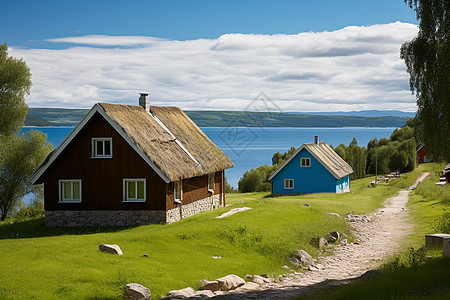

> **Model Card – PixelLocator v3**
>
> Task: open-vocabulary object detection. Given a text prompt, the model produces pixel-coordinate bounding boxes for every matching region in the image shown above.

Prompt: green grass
[0,172,433,299]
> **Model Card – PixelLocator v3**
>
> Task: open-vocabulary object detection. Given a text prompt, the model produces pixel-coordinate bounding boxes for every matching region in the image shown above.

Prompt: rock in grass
[327,213,340,217]
[216,275,245,291]
[200,279,219,292]
[326,231,340,243]
[251,275,270,285]
[168,287,196,298]
[292,250,315,268]
[99,244,123,255]
[124,283,151,300]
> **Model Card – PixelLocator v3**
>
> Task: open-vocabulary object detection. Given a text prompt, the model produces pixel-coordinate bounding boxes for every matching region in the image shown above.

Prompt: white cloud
[11,22,419,112]
[45,35,167,46]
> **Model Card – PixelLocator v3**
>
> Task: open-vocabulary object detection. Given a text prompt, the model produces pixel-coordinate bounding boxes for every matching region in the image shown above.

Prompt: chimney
[314,135,319,145]
[139,93,150,112]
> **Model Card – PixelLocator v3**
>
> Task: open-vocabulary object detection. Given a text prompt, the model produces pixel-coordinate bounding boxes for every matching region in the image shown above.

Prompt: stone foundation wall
[166,193,222,224]
[45,193,223,227]
[45,210,166,227]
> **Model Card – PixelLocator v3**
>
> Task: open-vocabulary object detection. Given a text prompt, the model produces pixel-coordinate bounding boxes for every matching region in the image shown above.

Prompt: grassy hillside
[0,169,429,299]
[26,108,410,127]
[24,113,53,126]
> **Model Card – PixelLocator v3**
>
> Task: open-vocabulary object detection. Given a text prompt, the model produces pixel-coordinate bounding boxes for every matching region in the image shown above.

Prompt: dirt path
[220,172,431,299]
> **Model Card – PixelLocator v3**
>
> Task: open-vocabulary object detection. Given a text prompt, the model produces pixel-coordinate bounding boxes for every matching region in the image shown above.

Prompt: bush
[434,211,450,233]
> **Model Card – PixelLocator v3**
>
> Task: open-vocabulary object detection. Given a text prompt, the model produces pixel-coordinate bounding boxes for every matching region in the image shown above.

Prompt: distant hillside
[24,113,53,126]
[292,110,415,118]
[26,108,410,128]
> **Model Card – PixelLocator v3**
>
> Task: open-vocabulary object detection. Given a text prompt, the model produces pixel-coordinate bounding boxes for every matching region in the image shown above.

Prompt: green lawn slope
[0,168,436,299]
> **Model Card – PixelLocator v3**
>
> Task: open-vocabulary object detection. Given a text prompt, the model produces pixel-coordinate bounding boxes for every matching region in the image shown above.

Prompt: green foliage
[238,165,275,192]
[0,131,53,220]
[0,43,31,135]
[434,211,450,233]
[401,0,450,162]
[223,176,236,193]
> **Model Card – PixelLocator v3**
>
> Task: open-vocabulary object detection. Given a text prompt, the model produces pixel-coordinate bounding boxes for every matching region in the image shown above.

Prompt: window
[123,179,146,202]
[208,173,214,192]
[284,179,294,190]
[301,157,311,168]
[92,138,112,158]
[174,180,182,204]
[59,180,82,202]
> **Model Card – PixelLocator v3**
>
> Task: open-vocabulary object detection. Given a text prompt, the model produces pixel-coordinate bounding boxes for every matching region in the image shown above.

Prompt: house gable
[41,112,168,211]
[31,103,171,185]
[271,148,337,194]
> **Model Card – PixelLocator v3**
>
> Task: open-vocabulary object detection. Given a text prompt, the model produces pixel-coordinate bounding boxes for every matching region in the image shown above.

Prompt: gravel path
[218,172,431,299]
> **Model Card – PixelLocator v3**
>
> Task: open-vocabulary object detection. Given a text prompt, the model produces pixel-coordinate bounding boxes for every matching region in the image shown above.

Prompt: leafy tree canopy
[401,0,450,162]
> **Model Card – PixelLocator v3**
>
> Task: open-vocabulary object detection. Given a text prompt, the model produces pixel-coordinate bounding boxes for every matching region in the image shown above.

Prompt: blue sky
[2,0,419,111]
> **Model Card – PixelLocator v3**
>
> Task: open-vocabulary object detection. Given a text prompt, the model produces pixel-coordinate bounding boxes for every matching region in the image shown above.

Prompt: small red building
[416,144,432,164]
[31,94,234,226]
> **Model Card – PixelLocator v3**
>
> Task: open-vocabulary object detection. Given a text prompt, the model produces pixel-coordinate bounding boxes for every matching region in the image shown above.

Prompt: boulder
[216,275,245,291]
[288,256,301,267]
[167,287,196,298]
[195,290,215,298]
[303,203,310,207]
[234,282,260,292]
[251,275,270,285]
[319,237,328,249]
[292,250,315,268]
[326,231,340,243]
[99,244,123,255]
[259,273,268,278]
[425,234,450,248]
[200,280,219,292]
[124,283,151,300]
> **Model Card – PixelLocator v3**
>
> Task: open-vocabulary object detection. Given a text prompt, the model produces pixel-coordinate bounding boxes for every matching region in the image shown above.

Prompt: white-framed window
[174,180,182,204]
[208,173,214,192]
[92,138,112,158]
[123,179,146,202]
[59,179,82,203]
[284,179,294,190]
[301,157,311,168]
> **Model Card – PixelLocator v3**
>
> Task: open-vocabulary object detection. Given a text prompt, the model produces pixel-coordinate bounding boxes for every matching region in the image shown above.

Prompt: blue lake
[23,127,396,188]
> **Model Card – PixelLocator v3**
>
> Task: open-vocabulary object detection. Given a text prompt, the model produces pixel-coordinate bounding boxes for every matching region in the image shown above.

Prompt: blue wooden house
[268,137,353,195]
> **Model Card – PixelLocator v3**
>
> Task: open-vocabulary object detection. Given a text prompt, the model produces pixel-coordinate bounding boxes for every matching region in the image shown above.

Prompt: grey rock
[200,280,219,292]
[99,244,123,255]
[216,275,245,291]
[319,237,328,249]
[168,287,196,298]
[444,238,450,257]
[124,283,151,300]
[139,254,149,257]
[234,282,260,292]
[259,273,268,278]
[195,290,215,298]
[303,203,310,207]
[292,250,315,268]
[251,275,270,285]
[326,231,340,243]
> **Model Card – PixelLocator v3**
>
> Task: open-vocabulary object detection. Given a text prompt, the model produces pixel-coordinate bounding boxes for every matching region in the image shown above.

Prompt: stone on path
[216,275,246,291]
[124,283,151,300]
[167,287,196,298]
[234,282,260,292]
[99,244,123,255]
[195,290,215,298]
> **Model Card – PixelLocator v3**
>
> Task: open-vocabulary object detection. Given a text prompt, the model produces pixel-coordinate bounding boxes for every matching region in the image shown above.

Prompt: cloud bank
[11,22,418,112]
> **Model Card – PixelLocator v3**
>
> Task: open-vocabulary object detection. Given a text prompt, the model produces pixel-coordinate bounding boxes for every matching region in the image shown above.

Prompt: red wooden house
[416,144,432,164]
[31,94,234,227]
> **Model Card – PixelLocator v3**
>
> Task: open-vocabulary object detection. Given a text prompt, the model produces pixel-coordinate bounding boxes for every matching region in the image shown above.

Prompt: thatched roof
[99,103,234,182]
[268,141,353,181]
